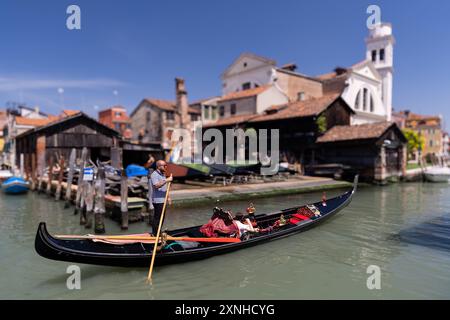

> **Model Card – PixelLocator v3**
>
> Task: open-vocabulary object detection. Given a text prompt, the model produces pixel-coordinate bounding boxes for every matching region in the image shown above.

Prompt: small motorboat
[1,177,30,194]
[34,176,358,268]
[0,170,13,183]
[423,167,450,182]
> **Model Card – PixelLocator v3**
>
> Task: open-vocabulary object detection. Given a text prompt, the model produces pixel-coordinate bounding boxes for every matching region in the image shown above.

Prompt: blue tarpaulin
[125,164,148,177]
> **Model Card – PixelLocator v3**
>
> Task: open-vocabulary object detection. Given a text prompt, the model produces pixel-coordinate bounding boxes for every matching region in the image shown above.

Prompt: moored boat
[1,177,30,194]
[0,170,13,183]
[424,167,450,182]
[35,176,358,267]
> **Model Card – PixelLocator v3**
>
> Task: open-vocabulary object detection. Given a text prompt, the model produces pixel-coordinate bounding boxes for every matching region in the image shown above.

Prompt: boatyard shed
[15,112,121,174]
[316,122,407,182]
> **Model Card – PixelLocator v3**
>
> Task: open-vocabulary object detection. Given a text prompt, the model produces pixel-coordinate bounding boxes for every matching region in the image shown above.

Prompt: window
[254,83,259,88]
[370,96,374,112]
[211,106,217,120]
[380,49,385,61]
[230,104,236,115]
[166,111,175,120]
[430,140,433,147]
[219,106,225,117]
[115,111,122,118]
[297,92,305,101]
[363,88,368,111]
[355,91,361,110]
[114,123,120,131]
[146,111,151,122]
[371,50,377,62]
[243,62,247,68]
[191,114,199,122]
[242,82,251,90]
[204,106,210,119]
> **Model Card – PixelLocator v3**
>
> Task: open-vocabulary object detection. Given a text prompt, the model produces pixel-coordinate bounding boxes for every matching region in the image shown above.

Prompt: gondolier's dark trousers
[151,203,166,235]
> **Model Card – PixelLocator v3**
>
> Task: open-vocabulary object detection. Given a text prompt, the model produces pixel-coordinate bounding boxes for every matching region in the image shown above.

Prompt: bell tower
[365,22,395,121]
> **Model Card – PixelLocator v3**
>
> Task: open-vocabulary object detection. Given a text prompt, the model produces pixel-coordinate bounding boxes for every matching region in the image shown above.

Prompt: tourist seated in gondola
[200,207,239,238]
[233,212,259,239]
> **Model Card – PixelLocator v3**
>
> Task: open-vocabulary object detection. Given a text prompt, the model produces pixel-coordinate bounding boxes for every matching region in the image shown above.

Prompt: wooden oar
[54,234,241,243]
[147,180,171,284]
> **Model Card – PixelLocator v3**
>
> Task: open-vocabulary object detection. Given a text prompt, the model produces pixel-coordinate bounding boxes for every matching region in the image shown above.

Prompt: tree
[316,114,327,134]
[402,129,425,160]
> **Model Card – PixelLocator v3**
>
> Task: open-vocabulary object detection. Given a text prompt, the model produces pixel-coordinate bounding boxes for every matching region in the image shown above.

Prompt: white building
[218,22,395,125]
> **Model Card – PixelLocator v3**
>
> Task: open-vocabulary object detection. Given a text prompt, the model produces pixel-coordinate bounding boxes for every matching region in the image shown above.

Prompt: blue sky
[0,0,449,127]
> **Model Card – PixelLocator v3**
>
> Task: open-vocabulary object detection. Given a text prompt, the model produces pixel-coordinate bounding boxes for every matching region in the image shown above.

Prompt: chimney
[175,77,189,128]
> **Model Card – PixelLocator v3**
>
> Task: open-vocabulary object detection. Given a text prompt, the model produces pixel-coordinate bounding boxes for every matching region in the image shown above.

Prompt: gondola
[35,176,358,268]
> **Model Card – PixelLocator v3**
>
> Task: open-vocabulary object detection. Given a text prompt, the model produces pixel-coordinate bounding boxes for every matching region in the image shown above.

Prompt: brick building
[129,78,201,149]
[98,106,132,139]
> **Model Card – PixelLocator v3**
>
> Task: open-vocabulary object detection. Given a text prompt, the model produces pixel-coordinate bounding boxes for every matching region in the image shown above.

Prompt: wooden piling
[20,153,24,178]
[79,180,87,225]
[37,166,44,193]
[120,168,129,230]
[84,179,94,229]
[46,155,55,196]
[31,153,37,191]
[74,147,88,215]
[55,156,65,201]
[64,148,77,208]
[94,164,106,234]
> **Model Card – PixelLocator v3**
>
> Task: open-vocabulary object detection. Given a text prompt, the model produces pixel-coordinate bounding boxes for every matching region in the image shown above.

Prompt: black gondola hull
[35,177,357,268]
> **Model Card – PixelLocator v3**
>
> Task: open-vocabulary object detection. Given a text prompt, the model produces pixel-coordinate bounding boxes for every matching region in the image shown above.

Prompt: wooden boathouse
[14,112,122,175]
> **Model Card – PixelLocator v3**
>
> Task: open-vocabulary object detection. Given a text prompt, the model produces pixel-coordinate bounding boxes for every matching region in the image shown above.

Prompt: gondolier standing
[150,160,173,235]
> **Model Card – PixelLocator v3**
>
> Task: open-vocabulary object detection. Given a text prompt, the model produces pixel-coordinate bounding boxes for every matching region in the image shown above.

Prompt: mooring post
[31,153,37,191]
[94,164,106,234]
[120,168,129,230]
[64,148,76,208]
[20,153,24,178]
[79,179,87,225]
[46,155,55,196]
[74,147,88,215]
[37,166,44,193]
[55,155,65,201]
[84,178,94,229]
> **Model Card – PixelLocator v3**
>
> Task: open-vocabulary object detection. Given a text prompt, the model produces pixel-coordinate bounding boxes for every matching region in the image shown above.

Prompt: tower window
[371,50,377,62]
[380,49,385,61]
[230,104,237,115]
[363,88,368,111]
[355,91,361,110]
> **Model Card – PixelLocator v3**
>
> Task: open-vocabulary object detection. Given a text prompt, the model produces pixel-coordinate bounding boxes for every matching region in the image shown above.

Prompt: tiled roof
[62,110,81,117]
[204,93,349,128]
[217,85,271,103]
[143,98,201,114]
[250,93,343,123]
[203,114,259,128]
[317,122,395,143]
[15,117,55,127]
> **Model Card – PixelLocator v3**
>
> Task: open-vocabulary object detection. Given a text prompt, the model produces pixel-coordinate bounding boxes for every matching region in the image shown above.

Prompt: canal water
[0,182,449,299]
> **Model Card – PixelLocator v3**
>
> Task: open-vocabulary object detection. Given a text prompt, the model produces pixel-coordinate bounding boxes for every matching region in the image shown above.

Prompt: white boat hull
[424,173,450,182]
